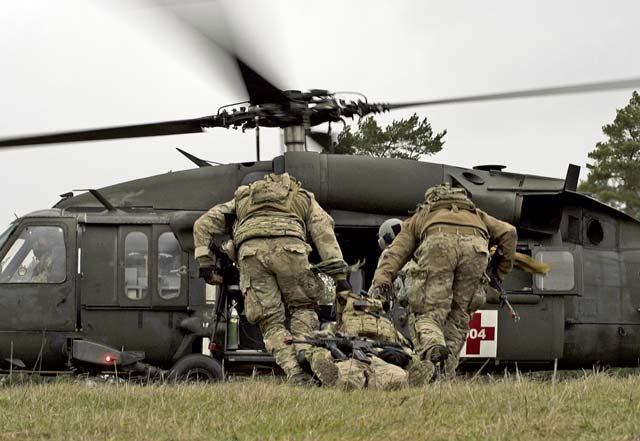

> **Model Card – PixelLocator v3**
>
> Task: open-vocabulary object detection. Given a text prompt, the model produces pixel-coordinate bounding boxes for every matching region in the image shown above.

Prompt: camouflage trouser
[443,285,487,377]
[238,237,324,378]
[333,356,409,390]
[407,231,489,360]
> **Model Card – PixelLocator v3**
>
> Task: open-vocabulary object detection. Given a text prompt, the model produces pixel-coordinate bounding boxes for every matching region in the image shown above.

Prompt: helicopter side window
[158,232,182,300]
[0,226,66,284]
[534,251,574,291]
[124,232,148,300]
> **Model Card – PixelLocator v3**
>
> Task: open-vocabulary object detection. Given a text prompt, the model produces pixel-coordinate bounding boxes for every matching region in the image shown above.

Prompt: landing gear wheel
[168,354,224,383]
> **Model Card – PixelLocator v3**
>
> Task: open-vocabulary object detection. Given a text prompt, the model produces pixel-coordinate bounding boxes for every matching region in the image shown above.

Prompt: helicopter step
[224,349,275,364]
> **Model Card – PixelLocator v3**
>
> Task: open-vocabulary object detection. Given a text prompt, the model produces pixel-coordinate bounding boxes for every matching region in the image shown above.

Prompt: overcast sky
[1,0,639,228]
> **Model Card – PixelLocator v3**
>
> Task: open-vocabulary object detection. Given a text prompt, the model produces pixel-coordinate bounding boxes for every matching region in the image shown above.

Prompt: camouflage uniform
[193,173,346,379]
[370,184,517,364]
[384,226,486,377]
[442,285,486,377]
[308,294,434,389]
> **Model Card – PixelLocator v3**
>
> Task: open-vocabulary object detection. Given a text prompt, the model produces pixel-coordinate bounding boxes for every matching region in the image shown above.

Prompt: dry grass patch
[0,371,639,441]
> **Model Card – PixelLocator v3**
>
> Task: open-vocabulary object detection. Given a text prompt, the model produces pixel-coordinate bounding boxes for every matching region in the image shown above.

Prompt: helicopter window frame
[0,224,67,285]
[532,246,582,295]
[157,230,185,301]
[123,231,149,301]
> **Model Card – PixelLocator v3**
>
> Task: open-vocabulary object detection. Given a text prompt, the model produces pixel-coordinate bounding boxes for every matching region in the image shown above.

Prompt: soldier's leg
[408,233,457,359]
[272,239,324,339]
[444,286,486,378]
[238,246,304,379]
[366,356,409,390]
[443,302,471,378]
[445,235,489,375]
[335,359,368,390]
[271,238,337,383]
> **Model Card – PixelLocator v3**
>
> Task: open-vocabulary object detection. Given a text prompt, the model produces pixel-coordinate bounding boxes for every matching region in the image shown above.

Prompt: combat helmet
[377,218,402,250]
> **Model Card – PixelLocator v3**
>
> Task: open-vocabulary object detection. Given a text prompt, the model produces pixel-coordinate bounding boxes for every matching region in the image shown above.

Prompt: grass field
[1,370,640,441]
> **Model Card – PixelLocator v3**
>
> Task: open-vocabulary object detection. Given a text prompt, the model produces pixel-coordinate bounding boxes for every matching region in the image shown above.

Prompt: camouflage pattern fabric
[332,356,409,390]
[338,295,403,344]
[407,232,489,359]
[400,264,486,378]
[193,173,347,379]
[371,207,516,289]
[238,236,324,378]
[335,359,368,390]
[304,301,432,389]
[366,356,408,390]
[442,285,487,378]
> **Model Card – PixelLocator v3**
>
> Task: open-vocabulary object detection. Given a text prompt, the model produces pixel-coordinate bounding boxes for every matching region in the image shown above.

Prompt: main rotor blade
[0,116,219,148]
[387,77,640,110]
[234,57,291,105]
[155,2,291,105]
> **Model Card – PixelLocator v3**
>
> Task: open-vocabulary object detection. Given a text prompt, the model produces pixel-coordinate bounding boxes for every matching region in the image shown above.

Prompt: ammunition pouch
[338,295,400,343]
[233,212,306,248]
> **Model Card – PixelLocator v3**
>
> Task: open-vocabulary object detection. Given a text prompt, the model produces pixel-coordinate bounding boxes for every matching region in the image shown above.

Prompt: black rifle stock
[487,248,520,322]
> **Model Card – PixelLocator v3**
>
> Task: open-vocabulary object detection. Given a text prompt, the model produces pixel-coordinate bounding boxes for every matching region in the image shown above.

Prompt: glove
[335,279,352,294]
[199,266,223,285]
[368,284,390,301]
[368,284,391,311]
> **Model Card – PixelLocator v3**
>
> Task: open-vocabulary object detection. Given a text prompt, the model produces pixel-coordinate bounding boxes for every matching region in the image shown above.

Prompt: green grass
[1,371,640,441]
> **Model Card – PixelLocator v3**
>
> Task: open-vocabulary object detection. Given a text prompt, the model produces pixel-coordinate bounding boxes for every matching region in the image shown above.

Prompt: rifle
[487,248,521,322]
[284,334,411,368]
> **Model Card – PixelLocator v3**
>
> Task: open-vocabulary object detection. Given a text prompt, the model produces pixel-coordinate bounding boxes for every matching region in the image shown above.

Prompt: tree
[579,91,640,218]
[332,113,446,160]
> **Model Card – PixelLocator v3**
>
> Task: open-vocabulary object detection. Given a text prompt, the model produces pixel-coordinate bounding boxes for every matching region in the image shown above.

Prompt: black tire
[168,354,224,383]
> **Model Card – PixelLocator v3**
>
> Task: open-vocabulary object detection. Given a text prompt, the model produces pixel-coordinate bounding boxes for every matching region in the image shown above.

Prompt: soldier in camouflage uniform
[378,218,487,378]
[369,184,517,369]
[193,173,350,384]
[304,293,435,389]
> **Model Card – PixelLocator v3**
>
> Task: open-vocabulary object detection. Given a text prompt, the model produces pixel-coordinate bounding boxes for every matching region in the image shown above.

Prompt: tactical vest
[233,173,308,247]
[338,295,404,344]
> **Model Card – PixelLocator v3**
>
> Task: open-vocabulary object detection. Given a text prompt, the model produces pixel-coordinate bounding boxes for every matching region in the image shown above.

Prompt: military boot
[311,356,339,387]
[289,372,315,386]
[407,359,436,386]
[426,344,449,365]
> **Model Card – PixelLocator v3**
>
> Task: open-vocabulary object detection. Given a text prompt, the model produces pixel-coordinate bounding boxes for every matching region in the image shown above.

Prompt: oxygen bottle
[227,300,239,350]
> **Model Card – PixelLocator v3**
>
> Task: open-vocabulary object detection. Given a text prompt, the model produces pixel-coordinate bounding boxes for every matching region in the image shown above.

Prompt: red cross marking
[465,312,496,355]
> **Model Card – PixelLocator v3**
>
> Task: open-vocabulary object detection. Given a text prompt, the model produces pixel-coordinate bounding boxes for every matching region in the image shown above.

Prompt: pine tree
[580,91,640,218]
[332,113,445,160]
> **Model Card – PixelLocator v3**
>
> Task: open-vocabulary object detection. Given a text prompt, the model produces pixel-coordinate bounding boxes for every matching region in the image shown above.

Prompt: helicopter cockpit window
[0,226,66,284]
[534,251,574,291]
[124,232,148,300]
[158,232,182,300]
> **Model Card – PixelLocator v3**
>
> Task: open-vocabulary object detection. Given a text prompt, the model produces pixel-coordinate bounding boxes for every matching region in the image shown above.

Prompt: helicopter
[1,3,640,380]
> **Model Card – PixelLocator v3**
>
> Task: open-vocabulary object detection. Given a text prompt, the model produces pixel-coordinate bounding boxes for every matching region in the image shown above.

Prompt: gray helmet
[377,218,403,250]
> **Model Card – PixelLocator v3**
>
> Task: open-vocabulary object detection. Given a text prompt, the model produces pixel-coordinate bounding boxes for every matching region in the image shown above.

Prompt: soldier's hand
[199,266,223,285]
[368,284,391,310]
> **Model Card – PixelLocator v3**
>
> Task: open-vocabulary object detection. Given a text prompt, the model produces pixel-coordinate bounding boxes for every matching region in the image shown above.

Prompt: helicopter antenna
[73,189,117,212]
